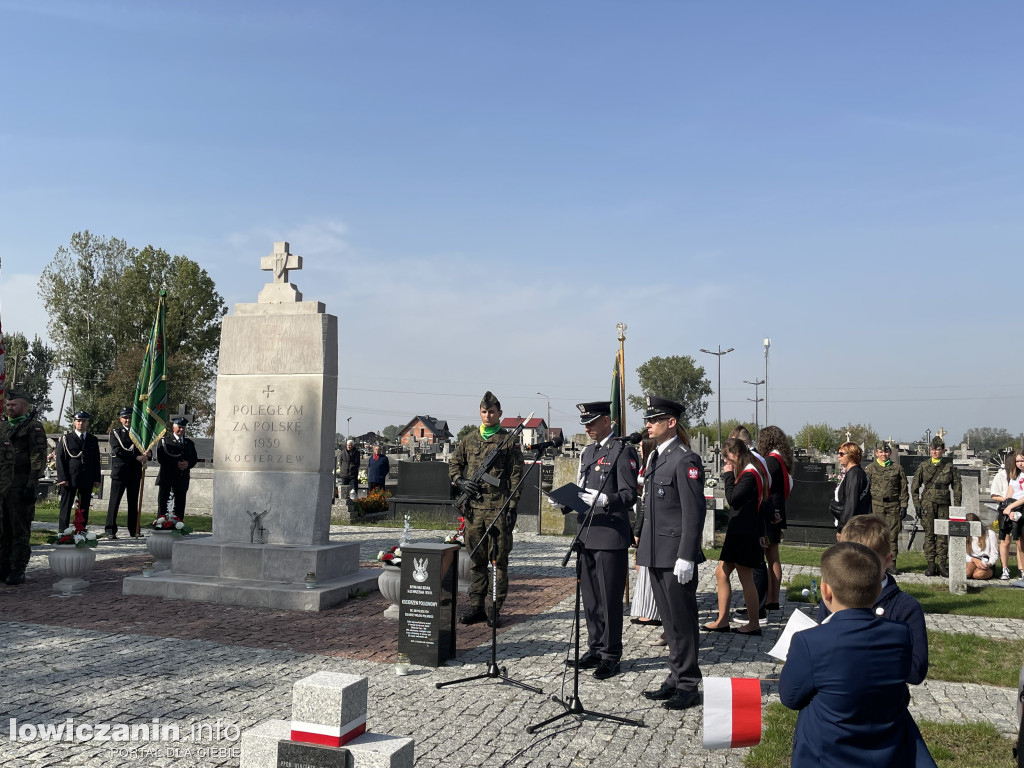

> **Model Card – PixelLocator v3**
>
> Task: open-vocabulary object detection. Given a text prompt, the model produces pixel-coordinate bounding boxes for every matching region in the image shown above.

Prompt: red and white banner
[702,677,762,749]
[290,715,366,748]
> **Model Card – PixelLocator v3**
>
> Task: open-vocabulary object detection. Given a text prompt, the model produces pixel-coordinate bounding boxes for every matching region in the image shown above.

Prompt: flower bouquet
[443,516,466,547]
[353,488,392,517]
[47,503,103,548]
[150,515,194,535]
[377,545,402,567]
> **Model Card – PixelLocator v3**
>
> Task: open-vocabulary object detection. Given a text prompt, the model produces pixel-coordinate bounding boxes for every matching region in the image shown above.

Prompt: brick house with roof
[397,415,453,446]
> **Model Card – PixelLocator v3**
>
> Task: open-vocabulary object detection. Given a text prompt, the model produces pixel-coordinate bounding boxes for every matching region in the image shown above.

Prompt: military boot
[925,563,937,577]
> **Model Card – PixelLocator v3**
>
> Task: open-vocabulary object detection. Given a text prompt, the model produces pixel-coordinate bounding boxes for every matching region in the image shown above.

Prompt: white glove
[546,495,562,507]
[579,489,609,508]
[673,558,694,585]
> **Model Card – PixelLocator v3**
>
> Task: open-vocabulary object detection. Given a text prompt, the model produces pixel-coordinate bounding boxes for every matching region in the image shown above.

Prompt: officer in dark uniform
[156,417,199,520]
[568,400,638,680]
[911,436,962,577]
[0,391,47,585]
[56,411,102,530]
[636,396,707,711]
[449,391,523,628]
[105,407,149,539]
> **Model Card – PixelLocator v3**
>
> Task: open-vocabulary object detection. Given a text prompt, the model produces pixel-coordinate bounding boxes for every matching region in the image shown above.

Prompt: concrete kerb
[1,526,1021,768]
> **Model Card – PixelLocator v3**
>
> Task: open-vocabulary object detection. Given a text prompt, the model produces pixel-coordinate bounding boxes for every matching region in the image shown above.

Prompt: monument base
[122,538,379,611]
[240,720,413,768]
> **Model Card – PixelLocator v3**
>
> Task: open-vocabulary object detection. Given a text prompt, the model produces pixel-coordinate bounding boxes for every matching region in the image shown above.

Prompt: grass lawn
[746,703,1018,768]
[927,631,1024,687]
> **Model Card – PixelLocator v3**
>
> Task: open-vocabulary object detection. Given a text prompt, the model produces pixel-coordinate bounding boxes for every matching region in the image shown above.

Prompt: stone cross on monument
[936,427,947,442]
[934,509,980,595]
[258,241,303,303]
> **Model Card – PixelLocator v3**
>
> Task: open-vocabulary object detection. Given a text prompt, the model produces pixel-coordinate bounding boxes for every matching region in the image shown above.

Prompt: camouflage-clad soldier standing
[0,391,47,586]
[865,441,909,572]
[449,391,523,628]
[911,436,962,577]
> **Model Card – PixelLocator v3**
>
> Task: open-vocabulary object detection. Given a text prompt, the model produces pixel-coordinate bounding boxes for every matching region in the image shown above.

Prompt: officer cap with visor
[577,401,611,425]
[643,396,684,422]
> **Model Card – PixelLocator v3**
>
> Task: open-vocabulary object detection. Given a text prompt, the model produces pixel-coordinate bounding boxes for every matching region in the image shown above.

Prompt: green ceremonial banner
[130,290,168,453]
[610,349,623,437]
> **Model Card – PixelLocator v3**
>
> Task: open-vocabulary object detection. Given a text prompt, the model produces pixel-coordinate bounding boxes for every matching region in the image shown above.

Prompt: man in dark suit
[156,417,199,520]
[635,396,707,711]
[55,411,102,529]
[567,401,638,681]
[781,542,927,767]
[105,407,149,539]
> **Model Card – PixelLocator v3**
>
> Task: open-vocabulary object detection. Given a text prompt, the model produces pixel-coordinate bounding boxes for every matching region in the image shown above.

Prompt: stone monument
[124,242,379,610]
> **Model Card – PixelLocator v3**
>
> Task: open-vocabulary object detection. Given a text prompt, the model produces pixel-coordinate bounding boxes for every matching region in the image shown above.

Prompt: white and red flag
[702,677,762,749]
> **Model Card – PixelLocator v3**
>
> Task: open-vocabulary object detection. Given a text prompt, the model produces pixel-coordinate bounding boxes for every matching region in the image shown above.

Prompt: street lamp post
[763,338,771,425]
[700,346,734,475]
[536,392,550,439]
[347,416,352,439]
[744,378,765,436]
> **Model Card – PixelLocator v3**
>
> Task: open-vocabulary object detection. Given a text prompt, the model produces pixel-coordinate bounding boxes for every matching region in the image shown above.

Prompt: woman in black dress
[704,437,770,636]
[757,426,794,610]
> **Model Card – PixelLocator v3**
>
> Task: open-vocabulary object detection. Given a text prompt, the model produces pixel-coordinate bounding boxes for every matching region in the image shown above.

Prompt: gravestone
[124,242,379,610]
[784,461,837,546]
[934,509,981,595]
[397,543,458,666]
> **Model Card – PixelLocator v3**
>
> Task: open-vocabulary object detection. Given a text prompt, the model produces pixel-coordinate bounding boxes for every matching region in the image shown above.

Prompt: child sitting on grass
[816,513,928,684]
[781,542,934,767]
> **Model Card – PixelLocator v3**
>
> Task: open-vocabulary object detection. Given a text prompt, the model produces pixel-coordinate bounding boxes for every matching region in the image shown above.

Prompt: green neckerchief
[8,414,27,428]
[876,458,891,467]
[480,423,501,440]
[931,457,941,465]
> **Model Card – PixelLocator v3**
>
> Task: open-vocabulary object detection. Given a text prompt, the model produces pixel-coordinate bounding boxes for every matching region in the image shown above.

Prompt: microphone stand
[436,446,548,695]
[527,438,644,733]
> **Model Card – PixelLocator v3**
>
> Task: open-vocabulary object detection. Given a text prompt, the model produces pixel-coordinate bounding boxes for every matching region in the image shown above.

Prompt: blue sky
[1,1,1021,444]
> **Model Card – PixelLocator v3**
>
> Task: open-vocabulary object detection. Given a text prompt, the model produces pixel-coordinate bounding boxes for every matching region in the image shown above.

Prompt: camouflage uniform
[449,427,523,612]
[911,458,962,568]
[865,459,909,558]
[0,413,47,579]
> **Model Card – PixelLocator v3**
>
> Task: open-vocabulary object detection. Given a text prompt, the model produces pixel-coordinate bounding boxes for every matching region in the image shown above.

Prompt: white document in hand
[767,608,818,662]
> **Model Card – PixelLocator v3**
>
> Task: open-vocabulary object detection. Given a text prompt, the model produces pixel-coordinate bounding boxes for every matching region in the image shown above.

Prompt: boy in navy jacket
[782,542,932,767]
[817,514,928,684]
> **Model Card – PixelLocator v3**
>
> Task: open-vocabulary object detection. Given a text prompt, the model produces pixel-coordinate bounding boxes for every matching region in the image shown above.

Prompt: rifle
[907,512,923,550]
[452,411,533,514]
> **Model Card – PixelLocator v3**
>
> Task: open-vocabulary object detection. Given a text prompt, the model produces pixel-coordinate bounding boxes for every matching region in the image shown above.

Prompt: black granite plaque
[398,542,458,666]
[277,740,351,768]
[396,461,451,500]
[945,521,972,538]
[784,461,838,546]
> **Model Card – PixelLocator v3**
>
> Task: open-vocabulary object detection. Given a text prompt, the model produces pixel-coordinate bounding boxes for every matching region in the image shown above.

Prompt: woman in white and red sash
[757,426,795,611]
[704,437,770,636]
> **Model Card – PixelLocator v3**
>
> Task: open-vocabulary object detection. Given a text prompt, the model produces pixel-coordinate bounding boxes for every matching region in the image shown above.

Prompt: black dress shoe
[567,652,601,670]
[764,602,780,611]
[593,660,620,680]
[6,571,25,586]
[732,626,763,637]
[635,618,661,626]
[460,607,487,625]
[642,682,676,701]
[663,688,700,710]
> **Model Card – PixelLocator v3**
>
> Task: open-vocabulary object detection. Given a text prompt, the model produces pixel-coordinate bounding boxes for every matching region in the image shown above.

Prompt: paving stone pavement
[0,527,1019,767]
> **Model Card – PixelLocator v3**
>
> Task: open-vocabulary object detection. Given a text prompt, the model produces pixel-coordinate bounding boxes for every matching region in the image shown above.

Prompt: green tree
[381,424,403,443]
[456,424,475,442]
[838,422,879,451]
[795,422,842,454]
[961,427,1016,456]
[38,231,226,432]
[626,355,713,428]
[3,331,57,414]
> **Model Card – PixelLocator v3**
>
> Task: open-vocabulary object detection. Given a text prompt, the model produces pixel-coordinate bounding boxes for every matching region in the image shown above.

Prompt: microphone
[525,434,565,452]
[615,431,646,445]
